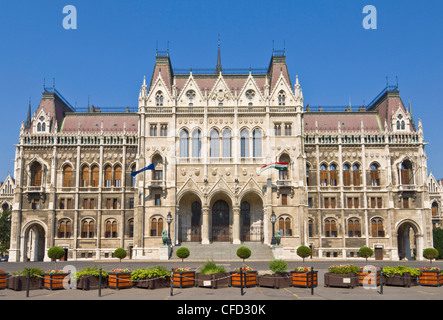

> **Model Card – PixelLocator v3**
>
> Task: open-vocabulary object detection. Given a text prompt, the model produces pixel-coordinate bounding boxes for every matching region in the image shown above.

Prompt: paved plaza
[1,259,443,301]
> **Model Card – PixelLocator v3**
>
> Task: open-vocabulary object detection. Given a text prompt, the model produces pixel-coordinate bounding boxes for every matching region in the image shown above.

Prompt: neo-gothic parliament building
[9,47,442,262]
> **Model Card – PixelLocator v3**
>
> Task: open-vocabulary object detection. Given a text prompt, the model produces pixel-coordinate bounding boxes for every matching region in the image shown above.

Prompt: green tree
[47,246,66,270]
[0,209,11,256]
[358,246,374,262]
[296,245,311,262]
[433,228,443,260]
[423,248,439,265]
[114,248,127,266]
[236,246,251,265]
[176,247,190,269]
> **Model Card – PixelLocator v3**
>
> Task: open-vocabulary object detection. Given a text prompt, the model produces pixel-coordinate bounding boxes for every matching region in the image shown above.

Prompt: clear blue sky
[0,0,442,179]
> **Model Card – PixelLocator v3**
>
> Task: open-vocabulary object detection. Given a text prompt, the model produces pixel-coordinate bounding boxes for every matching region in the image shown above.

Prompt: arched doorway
[191,201,202,242]
[397,221,419,260]
[177,192,202,243]
[240,192,264,242]
[240,201,251,241]
[212,200,230,242]
[23,222,46,262]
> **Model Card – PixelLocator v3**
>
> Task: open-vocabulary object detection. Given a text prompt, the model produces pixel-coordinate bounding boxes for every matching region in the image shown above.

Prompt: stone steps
[170,242,274,261]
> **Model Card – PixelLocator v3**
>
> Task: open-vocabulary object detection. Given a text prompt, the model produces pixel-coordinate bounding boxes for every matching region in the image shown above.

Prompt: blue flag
[131,163,155,177]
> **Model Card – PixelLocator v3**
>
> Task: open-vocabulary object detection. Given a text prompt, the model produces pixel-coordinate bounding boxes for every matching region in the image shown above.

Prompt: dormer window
[278,90,286,106]
[396,115,405,131]
[155,91,164,106]
[37,116,47,132]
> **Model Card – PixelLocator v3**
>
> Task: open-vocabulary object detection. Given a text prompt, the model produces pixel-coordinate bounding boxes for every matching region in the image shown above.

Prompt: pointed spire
[216,34,222,74]
[409,99,415,129]
[25,98,31,129]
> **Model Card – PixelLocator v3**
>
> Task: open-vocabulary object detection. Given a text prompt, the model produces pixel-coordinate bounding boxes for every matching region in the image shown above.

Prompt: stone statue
[162,230,168,246]
[275,230,282,246]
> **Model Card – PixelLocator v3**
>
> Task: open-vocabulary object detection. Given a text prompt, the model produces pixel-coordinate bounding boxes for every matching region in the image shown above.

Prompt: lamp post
[166,212,173,246]
[270,212,276,245]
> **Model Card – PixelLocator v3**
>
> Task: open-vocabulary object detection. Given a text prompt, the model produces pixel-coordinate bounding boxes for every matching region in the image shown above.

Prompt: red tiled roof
[304,112,382,133]
[60,113,138,133]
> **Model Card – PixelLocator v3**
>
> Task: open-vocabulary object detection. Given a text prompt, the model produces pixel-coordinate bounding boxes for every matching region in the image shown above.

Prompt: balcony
[27,185,45,193]
[148,180,165,189]
[276,179,293,187]
[398,184,417,191]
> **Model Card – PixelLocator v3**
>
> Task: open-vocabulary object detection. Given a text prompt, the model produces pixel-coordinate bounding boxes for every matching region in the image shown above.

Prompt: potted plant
[108,268,132,289]
[258,259,291,289]
[382,265,420,287]
[358,265,380,287]
[324,264,359,288]
[419,267,443,287]
[44,269,70,290]
[74,265,108,290]
[230,246,257,288]
[171,247,195,288]
[358,246,374,262]
[296,245,311,262]
[8,267,44,291]
[291,266,318,288]
[0,269,7,290]
[196,261,229,289]
[131,266,170,289]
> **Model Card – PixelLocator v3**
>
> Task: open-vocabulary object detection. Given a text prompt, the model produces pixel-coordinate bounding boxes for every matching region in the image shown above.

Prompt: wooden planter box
[44,273,70,290]
[419,271,443,287]
[135,277,170,289]
[324,273,359,288]
[258,273,291,289]
[171,271,195,288]
[230,271,257,288]
[77,275,108,290]
[291,271,318,288]
[384,273,418,287]
[197,273,230,289]
[0,273,8,289]
[7,276,42,291]
[358,271,381,287]
[107,272,133,289]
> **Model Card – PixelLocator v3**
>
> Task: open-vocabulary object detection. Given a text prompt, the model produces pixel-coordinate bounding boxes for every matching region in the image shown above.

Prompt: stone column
[232,206,240,244]
[202,206,210,244]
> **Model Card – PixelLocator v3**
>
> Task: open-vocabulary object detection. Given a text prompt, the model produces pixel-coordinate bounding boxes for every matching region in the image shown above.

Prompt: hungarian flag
[131,163,155,177]
[258,162,288,175]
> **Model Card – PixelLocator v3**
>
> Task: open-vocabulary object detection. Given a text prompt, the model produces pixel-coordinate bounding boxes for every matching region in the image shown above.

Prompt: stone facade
[8,49,434,262]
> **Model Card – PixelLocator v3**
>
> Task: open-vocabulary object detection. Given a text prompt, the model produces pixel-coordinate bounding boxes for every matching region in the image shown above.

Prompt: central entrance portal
[212,200,230,242]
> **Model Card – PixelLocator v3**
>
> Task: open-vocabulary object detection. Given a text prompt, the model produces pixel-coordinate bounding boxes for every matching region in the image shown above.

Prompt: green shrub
[199,260,226,275]
[382,265,421,277]
[423,248,439,265]
[12,267,44,278]
[236,247,251,262]
[328,264,359,274]
[296,246,311,262]
[72,265,108,281]
[47,246,65,269]
[176,247,190,269]
[269,259,288,274]
[130,266,170,281]
[358,246,374,261]
[176,247,190,259]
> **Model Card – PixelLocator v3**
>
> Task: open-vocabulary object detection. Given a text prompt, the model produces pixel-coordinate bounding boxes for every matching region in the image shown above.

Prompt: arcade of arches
[177,192,264,244]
